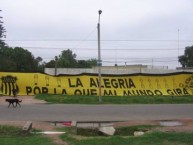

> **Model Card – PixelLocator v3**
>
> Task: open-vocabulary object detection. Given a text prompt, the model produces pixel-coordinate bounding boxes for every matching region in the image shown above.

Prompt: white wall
[45,65,193,75]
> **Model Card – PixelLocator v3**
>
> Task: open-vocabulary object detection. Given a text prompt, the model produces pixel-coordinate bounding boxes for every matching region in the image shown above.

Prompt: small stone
[134,131,144,136]
[99,126,116,136]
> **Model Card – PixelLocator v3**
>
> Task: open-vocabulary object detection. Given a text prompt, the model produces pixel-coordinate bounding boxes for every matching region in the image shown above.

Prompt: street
[0,104,193,121]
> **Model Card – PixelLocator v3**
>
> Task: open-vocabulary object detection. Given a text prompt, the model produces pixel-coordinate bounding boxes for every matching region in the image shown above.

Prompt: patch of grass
[60,128,193,145]
[36,94,193,104]
[115,125,155,136]
[0,125,56,145]
[62,125,156,137]
[0,125,21,136]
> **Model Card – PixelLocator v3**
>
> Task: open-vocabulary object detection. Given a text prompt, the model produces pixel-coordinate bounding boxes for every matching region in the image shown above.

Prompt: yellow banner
[0,72,193,96]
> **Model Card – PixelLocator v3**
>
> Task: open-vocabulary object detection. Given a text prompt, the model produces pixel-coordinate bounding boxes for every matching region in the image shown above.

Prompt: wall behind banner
[0,72,193,96]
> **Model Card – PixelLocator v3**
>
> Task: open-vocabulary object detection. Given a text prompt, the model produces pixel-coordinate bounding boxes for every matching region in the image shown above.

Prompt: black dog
[5,99,22,108]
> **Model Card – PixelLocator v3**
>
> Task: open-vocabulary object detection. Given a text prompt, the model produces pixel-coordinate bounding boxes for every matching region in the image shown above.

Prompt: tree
[0,10,6,47]
[0,53,17,71]
[57,49,77,68]
[11,47,37,71]
[179,46,193,67]
[45,60,56,68]
[0,46,17,71]
[35,56,45,72]
[87,59,97,67]
[77,59,97,68]
[0,47,44,72]
[77,60,89,68]
[45,49,97,68]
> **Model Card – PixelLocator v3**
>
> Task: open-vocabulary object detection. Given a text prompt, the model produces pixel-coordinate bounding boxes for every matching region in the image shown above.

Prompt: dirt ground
[1,96,193,145]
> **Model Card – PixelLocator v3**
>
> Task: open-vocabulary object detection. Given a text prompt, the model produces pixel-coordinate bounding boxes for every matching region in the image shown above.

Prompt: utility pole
[54,56,58,76]
[178,29,180,67]
[97,10,102,102]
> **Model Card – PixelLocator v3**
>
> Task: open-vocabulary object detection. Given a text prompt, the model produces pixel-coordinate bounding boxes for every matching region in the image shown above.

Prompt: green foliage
[45,49,97,68]
[0,125,21,136]
[115,125,155,136]
[77,59,97,68]
[45,60,56,68]
[11,47,36,71]
[179,46,193,67]
[0,135,55,145]
[61,127,193,145]
[0,125,55,145]
[0,10,6,47]
[57,49,77,68]
[35,94,193,104]
[64,125,156,137]
[0,46,44,72]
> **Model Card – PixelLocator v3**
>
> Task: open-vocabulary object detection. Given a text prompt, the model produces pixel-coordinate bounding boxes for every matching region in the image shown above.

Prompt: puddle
[50,121,113,128]
[159,121,182,127]
[33,131,65,135]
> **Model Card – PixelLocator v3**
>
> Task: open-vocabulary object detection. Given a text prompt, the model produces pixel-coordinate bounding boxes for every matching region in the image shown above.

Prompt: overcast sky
[1,0,193,69]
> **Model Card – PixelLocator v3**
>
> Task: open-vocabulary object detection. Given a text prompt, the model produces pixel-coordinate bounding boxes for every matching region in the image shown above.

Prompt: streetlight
[54,56,58,76]
[97,10,102,102]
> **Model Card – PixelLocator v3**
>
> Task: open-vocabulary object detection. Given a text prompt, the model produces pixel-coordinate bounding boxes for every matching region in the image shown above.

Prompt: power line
[42,56,178,61]
[4,39,193,42]
[9,46,186,51]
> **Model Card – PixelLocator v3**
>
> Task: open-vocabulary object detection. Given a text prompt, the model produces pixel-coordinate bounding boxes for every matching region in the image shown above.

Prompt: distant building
[44,64,179,75]
[176,67,193,71]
